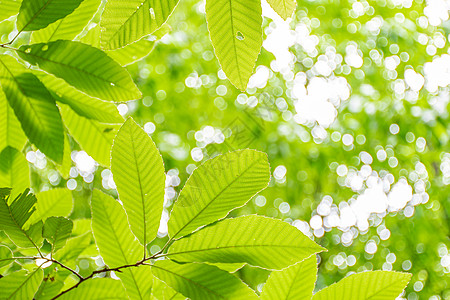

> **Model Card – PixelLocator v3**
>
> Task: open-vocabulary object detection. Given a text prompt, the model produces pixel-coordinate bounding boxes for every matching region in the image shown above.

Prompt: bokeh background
[3,0,449,298]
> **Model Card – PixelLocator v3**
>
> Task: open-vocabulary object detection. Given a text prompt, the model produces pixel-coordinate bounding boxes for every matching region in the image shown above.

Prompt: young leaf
[168,149,270,239]
[37,73,124,124]
[0,147,30,200]
[0,269,44,300]
[58,278,126,300]
[17,0,83,32]
[111,118,165,247]
[91,190,152,299]
[43,216,73,253]
[27,188,73,225]
[266,0,296,20]
[60,104,119,167]
[0,55,64,163]
[30,0,101,43]
[261,255,317,300]
[152,260,258,300]
[54,232,91,263]
[205,0,262,90]
[312,271,412,300]
[167,215,324,270]
[100,0,179,50]
[0,189,42,249]
[0,245,13,268]
[17,41,142,101]
[0,89,27,152]
[0,0,23,22]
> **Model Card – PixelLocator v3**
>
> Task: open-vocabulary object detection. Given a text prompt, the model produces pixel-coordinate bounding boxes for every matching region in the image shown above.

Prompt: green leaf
[168,149,270,239]
[111,118,165,247]
[56,133,72,179]
[205,0,262,90]
[43,216,73,253]
[0,0,23,22]
[0,269,44,300]
[34,274,65,300]
[0,55,64,163]
[17,0,83,31]
[152,261,258,300]
[312,271,412,300]
[17,41,142,101]
[28,188,73,225]
[59,278,126,300]
[91,190,152,299]
[261,255,317,300]
[208,262,245,273]
[100,0,179,50]
[37,73,123,123]
[0,189,42,249]
[151,277,186,300]
[60,104,119,167]
[30,0,101,43]
[167,215,324,270]
[0,146,30,200]
[266,0,296,20]
[54,232,91,263]
[0,82,27,152]
[0,245,13,268]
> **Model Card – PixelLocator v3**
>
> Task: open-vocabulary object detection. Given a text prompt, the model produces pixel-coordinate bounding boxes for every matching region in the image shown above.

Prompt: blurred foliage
[2,0,449,298]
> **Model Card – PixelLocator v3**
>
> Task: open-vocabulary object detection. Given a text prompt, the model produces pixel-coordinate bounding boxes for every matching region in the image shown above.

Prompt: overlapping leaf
[151,277,185,300]
[17,0,83,31]
[261,255,317,300]
[91,190,152,299]
[17,41,141,101]
[60,104,119,167]
[205,0,262,90]
[38,73,123,123]
[266,0,296,20]
[30,0,101,43]
[312,271,412,300]
[0,245,13,268]
[0,0,23,22]
[100,0,179,50]
[168,215,324,270]
[168,149,270,239]
[0,85,26,151]
[43,216,73,253]
[0,269,44,300]
[0,147,30,199]
[59,278,126,300]
[0,55,64,163]
[27,188,73,224]
[111,118,165,247]
[152,260,258,300]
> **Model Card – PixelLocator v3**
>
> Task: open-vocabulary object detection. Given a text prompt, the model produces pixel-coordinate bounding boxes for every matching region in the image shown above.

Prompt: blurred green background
[5,0,449,298]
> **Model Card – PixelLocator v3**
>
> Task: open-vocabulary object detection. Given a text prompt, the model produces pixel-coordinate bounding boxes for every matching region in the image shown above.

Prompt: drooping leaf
[0,269,44,300]
[30,0,101,43]
[0,89,27,152]
[37,73,123,123]
[152,260,258,300]
[17,41,142,101]
[0,245,13,268]
[151,277,185,300]
[100,0,179,50]
[17,0,83,31]
[60,104,119,167]
[312,271,412,300]
[0,55,64,163]
[205,0,262,90]
[91,190,152,299]
[261,255,317,300]
[111,118,165,247]
[0,146,30,200]
[266,0,296,20]
[43,216,73,253]
[168,149,270,239]
[0,0,23,22]
[56,133,72,179]
[0,189,42,249]
[59,278,126,300]
[27,188,73,225]
[168,215,324,270]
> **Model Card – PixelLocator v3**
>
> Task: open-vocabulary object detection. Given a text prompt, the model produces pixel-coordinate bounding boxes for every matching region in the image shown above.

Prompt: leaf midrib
[168,244,321,256]
[8,268,40,299]
[19,0,54,31]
